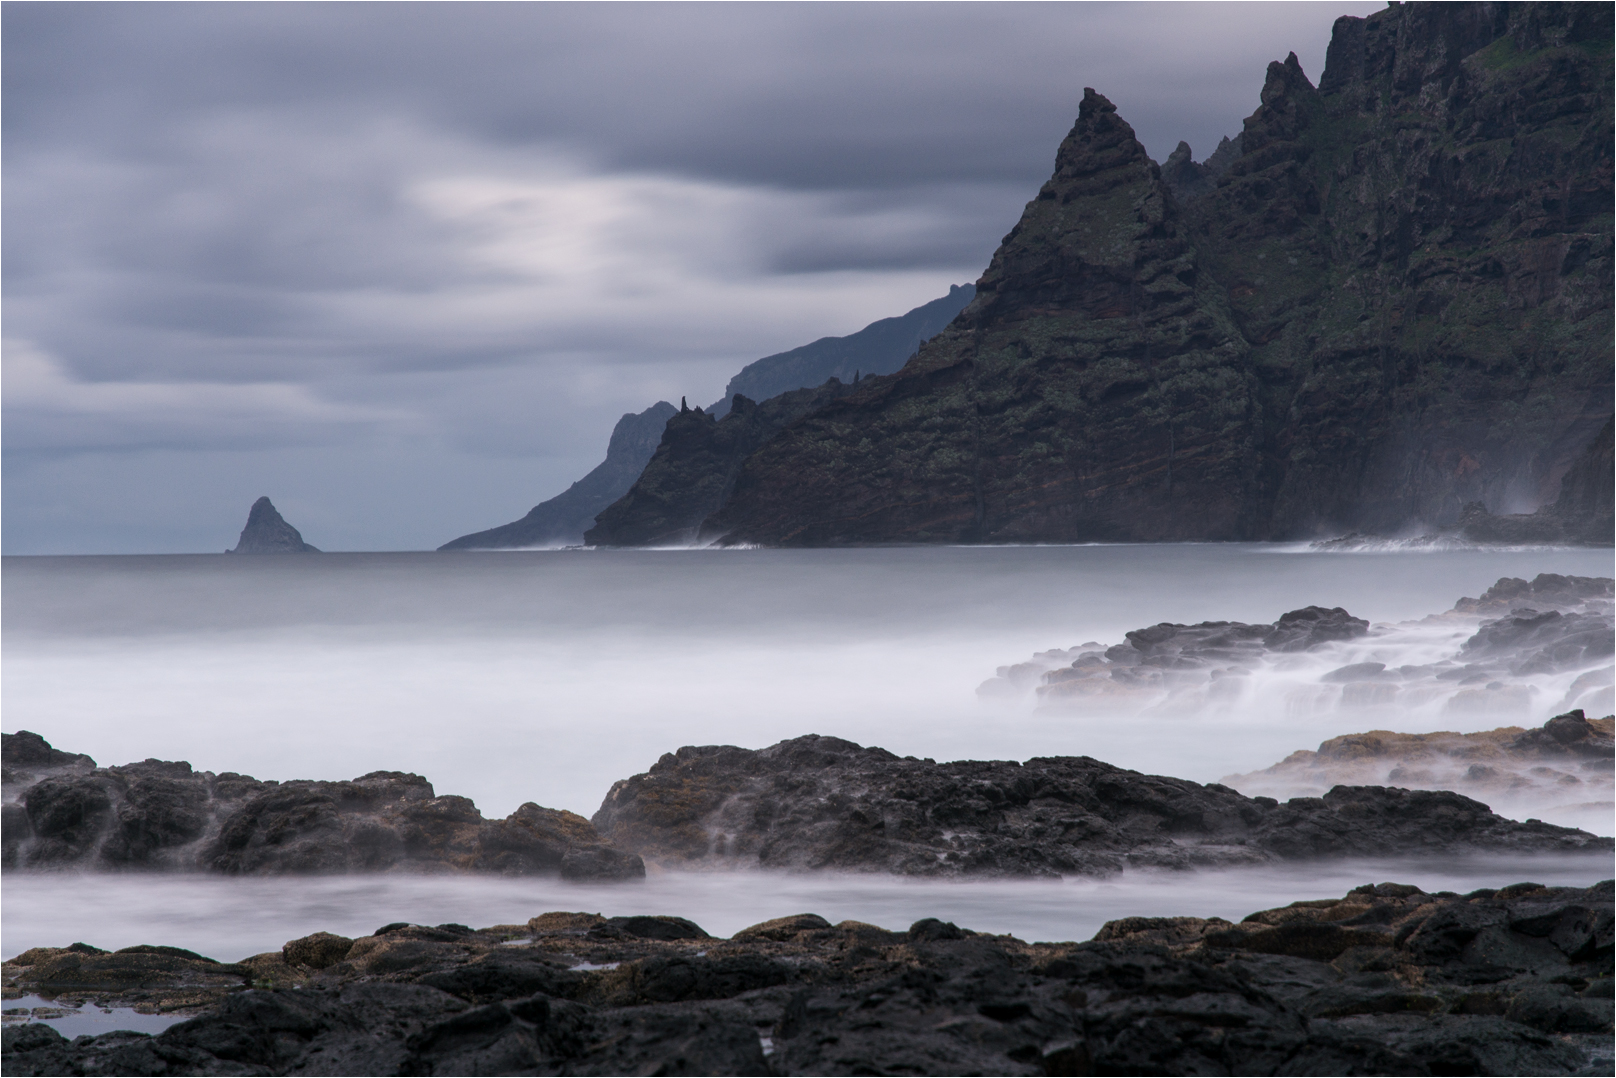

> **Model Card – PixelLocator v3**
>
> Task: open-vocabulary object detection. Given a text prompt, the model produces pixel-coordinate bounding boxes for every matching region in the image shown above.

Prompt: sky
[3,1,1383,554]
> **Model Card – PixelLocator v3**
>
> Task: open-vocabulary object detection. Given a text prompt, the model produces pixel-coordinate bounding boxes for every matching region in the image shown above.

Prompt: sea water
[4,543,1613,965]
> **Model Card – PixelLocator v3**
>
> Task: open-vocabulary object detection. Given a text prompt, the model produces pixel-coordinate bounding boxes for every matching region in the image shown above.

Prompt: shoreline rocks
[978,575,1615,722]
[1,733,643,881]
[591,734,1610,878]
[1225,710,1615,817]
[4,880,1611,1075]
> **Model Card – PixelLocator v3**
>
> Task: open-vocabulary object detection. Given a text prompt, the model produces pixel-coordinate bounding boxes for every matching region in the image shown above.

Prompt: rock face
[1226,709,1614,814]
[589,734,1609,878]
[701,3,1613,546]
[707,284,975,417]
[5,882,1611,1076]
[228,496,318,553]
[586,381,858,546]
[1460,418,1616,544]
[438,401,677,550]
[437,286,975,550]
[0,732,642,881]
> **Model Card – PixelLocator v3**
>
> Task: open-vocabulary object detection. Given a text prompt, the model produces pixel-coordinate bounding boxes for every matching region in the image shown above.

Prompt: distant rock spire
[229,497,320,553]
[680,396,689,413]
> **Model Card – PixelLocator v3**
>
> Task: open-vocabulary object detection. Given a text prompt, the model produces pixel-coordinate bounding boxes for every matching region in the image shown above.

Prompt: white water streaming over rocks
[3,544,1612,964]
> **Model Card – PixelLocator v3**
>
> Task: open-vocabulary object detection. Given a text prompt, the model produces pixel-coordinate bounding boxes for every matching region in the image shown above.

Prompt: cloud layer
[3,1,1382,552]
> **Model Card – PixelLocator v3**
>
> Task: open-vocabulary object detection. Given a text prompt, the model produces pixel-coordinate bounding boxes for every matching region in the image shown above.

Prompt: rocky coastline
[4,879,1612,1075]
[1,732,643,881]
[7,726,1608,883]
[978,574,1615,723]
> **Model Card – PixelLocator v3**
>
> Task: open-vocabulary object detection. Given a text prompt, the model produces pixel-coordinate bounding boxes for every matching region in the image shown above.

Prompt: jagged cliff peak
[230,497,319,554]
[700,0,1611,548]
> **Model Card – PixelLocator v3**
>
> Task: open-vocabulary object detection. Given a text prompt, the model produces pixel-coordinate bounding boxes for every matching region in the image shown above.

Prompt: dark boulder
[591,734,1609,878]
[3,732,642,880]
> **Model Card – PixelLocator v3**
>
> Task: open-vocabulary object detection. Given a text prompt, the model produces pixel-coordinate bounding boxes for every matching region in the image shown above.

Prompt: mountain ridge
[699,1,1613,547]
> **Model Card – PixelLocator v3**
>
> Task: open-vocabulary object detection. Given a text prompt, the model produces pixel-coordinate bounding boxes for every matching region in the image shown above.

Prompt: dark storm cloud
[2,1,1384,552]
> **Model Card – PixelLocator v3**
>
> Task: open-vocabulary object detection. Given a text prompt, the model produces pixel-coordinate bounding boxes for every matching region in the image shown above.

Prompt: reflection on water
[1,995,187,1039]
[4,855,1611,963]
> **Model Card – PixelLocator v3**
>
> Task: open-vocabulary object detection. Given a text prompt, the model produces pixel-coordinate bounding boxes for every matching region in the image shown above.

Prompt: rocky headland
[4,880,1612,1075]
[0,732,642,881]
[438,402,677,551]
[606,2,1615,548]
[227,497,318,554]
[438,286,974,550]
[586,380,861,548]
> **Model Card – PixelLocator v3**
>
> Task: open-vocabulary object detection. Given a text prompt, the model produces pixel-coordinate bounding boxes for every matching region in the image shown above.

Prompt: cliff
[439,402,676,550]
[586,381,857,547]
[228,496,319,553]
[703,2,1613,546]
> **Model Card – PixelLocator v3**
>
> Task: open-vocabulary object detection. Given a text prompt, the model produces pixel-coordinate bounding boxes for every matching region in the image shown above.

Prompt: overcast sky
[3,1,1382,553]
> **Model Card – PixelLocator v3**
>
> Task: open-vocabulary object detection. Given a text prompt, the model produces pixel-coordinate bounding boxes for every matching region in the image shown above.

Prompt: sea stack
[229,496,320,553]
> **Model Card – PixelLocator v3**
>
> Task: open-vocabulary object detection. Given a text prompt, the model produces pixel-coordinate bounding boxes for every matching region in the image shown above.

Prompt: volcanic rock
[981,575,1615,720]
[586,380,860,546]
[589,734,1608,878]
[1226,709,1614,813]
[0,732,642,880]
[228,496,319,554]
[701,4,1613,547]
[4,882,1610,1075]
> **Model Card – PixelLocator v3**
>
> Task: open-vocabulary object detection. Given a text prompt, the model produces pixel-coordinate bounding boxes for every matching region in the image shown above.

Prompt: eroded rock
[1,732,643,880]
[588,734,1609,878]
[5,882,1609,1075]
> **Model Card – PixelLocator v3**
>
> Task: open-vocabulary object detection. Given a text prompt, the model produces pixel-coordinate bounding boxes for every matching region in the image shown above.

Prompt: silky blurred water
[5,544,1610,818]
[4,544,1613,961]
[5,854,1612,963]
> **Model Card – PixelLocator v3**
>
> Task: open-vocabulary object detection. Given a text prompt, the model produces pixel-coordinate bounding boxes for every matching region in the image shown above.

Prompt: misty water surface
[5,544,1612,818]
[4,544,1614,965]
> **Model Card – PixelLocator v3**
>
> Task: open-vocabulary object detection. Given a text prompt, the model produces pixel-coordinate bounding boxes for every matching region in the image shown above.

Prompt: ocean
[4,543,1613,962]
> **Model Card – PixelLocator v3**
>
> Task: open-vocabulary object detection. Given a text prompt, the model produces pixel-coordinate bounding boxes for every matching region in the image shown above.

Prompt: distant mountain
[702,3,1614,546]
[439,402,676,551]
[708,284,973,416]
[438,285,975,549]
[229,497,319,553]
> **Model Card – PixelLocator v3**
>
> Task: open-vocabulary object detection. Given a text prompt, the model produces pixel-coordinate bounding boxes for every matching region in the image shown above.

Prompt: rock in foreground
[590,734,1609,878]
[1,732,642,881]
[4,881,1611,1076]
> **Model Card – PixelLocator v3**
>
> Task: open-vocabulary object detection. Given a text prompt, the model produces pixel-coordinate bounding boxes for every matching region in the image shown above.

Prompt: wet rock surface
[1,733,643,880]
[1227,710,1614,818]
[980,575,1615,722]
[4,881,1610,1075]
[590,734,1608,878]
